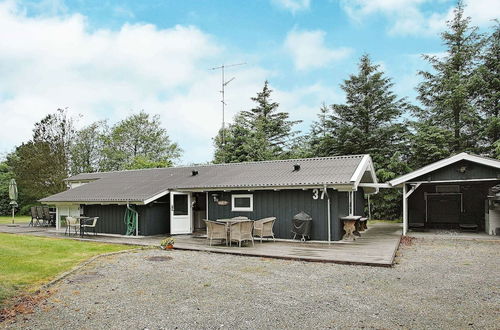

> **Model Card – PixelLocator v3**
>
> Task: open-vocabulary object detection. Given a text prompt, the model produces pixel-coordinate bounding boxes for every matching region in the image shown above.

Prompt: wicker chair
[204,220,228,246]
[253,217,276,243]
[229,220,254,247]
[65,217,80,236]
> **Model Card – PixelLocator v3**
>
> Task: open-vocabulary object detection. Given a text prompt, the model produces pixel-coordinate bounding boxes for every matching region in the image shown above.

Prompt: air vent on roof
[293,164,300,171]
[192,170,199,176]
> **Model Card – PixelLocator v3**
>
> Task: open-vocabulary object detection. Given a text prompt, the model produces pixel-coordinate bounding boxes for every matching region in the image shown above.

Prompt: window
[231,194,253,212]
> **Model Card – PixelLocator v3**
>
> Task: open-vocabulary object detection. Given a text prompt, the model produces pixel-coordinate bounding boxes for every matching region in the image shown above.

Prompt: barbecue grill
[292,211,312,241]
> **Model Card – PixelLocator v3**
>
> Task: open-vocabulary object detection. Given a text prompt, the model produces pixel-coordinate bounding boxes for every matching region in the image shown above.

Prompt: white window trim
[231,194,253,212]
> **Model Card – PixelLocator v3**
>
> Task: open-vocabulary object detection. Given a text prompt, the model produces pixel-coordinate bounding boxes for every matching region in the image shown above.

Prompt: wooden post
[55,207,60,231]
[403,184,408,236]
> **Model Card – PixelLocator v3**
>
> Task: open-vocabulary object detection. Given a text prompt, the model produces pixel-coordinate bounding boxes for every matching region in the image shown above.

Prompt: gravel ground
[3,238,499,329]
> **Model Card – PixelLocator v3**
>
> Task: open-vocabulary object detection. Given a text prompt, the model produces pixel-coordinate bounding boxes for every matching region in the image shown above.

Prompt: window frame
[231,194,254,212]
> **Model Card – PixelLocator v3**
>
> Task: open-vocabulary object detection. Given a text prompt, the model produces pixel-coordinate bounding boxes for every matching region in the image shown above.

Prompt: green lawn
[0,233,132,306]
[0,215,31,224]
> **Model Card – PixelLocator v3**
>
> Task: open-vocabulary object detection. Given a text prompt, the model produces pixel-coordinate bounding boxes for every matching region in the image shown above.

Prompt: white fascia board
[143,190,170,205]
[358,183,391,188]
[389,152,500,186]
[350,155,378,189]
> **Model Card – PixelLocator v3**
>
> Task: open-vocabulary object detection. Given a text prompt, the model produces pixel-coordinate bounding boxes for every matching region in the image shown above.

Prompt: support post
[367,194,371,220]
[324,185,331,243]
[403,184,408,236]
[55,207,60,231]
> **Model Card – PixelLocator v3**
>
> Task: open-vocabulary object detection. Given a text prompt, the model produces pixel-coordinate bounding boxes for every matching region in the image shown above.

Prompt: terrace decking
[174,222,401,266]
[0,222,402,266]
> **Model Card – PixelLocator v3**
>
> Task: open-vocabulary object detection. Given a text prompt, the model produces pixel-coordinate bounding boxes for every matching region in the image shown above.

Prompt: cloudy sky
[0,0,498,164]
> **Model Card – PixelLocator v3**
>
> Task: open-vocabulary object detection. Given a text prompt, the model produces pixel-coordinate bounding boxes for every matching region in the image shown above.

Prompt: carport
[389,153,500,235]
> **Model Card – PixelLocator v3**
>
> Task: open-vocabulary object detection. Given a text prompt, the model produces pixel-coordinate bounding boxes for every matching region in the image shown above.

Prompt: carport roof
[40,154,377,204]
[389,152,500,186]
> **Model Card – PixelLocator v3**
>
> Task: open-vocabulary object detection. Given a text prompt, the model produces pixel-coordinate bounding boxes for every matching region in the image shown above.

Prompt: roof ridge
[67,154,368,179]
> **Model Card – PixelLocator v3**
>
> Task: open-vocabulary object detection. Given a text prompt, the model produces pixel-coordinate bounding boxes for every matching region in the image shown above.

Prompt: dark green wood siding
[408,181,498,228]
[84,195,170,236]
[208,189,362,241]
[412,160,499,182]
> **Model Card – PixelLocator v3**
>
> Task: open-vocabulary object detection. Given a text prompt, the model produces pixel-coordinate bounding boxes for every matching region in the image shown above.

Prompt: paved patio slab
[0,222,402,266]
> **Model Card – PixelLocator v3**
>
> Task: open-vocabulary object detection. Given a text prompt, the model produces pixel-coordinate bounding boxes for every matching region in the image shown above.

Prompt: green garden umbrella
[8,179,18,224]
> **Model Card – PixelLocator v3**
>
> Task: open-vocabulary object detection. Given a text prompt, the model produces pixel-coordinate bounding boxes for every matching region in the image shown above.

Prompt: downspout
[323,184,331,243]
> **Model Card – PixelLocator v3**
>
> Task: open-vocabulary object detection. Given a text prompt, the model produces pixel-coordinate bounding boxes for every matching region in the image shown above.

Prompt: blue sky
[0,0,498,164]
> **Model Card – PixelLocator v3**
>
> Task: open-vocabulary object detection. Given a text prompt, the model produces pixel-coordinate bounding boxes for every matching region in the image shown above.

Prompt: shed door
[170,192,192,234]
[427,194,461,224]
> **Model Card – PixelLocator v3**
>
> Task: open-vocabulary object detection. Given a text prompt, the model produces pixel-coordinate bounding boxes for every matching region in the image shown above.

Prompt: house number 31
[312,189,325,200]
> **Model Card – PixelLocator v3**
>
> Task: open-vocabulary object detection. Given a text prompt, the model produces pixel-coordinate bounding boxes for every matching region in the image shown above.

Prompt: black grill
[292,211,312,241]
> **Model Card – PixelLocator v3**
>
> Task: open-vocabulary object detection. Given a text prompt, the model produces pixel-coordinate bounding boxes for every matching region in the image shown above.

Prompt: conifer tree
[416,0,483,153]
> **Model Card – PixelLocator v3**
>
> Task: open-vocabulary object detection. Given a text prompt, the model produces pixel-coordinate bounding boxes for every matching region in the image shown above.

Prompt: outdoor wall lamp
[212,193,219,202]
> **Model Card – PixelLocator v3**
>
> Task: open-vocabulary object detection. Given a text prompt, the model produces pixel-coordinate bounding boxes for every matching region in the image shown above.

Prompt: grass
[0,233,132,307]
[0,216,31,224]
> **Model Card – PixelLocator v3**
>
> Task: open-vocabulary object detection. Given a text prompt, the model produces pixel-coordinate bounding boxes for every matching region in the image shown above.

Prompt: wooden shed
[389,153,500,235]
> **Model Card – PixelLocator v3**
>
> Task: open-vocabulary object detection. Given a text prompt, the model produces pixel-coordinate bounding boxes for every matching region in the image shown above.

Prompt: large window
[231,194,253,212]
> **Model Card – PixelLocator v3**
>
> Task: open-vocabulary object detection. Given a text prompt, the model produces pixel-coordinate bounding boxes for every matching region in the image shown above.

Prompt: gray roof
[40,155,372,204]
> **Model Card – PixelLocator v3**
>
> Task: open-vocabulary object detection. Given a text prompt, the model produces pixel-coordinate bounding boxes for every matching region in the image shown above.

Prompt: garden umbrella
[8,179,18,224]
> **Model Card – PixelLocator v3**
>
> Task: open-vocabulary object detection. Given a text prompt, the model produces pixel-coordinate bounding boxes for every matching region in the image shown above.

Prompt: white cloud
[271,0,311,14]
[0,0,271,163]
[284,29,352,71]
[464,0,500,27]
[340,0,499,36]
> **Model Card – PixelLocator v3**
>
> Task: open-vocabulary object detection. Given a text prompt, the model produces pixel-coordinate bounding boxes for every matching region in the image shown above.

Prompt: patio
[0,222,402,266]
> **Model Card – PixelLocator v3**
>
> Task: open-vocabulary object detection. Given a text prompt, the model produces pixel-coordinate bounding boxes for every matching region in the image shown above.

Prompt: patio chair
[204,220,228,246]
[36,206,47,226]
[82,217,99,236]
[65,217,80,236]
[29,206,40,227]
[42,207,52,227]
[229,220,254,247]
[253,217,276,243]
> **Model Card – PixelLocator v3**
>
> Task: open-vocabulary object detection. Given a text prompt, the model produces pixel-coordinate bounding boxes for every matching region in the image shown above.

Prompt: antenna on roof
[210,62,246,163]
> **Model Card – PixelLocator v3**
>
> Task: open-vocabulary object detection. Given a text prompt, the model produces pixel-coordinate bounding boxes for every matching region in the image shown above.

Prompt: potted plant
[160,237,175,250]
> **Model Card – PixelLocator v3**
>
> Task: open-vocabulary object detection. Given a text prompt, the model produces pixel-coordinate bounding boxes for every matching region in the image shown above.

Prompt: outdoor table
[340,216,362,241]
[75,216,90,237]
[217,219,253,246]
[358,217,368,232]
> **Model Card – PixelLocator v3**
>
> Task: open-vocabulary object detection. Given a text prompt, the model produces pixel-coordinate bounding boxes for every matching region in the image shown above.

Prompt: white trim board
[390,152,500,186]
[350,155,379,189]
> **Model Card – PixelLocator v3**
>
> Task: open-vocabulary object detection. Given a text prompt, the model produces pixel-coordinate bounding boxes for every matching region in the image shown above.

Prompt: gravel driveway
[4,238,499,329]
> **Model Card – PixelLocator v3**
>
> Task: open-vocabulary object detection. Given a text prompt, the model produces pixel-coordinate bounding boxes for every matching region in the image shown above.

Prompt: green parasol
[8,179,18,224]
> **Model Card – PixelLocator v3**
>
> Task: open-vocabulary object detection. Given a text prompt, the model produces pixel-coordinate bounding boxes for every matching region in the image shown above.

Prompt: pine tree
[241,81,300,155]
[476,21,500,155]
[309,54,410,167]
[416,0,483,153]
[308,54,412,220]
[213,81,300,163]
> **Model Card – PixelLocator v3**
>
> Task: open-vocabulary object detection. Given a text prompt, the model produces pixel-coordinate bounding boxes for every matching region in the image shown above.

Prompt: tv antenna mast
[210,62,246,150]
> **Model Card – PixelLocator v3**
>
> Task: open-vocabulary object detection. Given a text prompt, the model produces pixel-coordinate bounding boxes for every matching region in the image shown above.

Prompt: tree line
[212,3,499,219]
[1,110,181,214]
[0,2,497,218]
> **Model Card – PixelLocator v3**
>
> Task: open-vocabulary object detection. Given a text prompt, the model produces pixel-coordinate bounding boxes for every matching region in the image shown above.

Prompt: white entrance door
[170,192,192,234]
